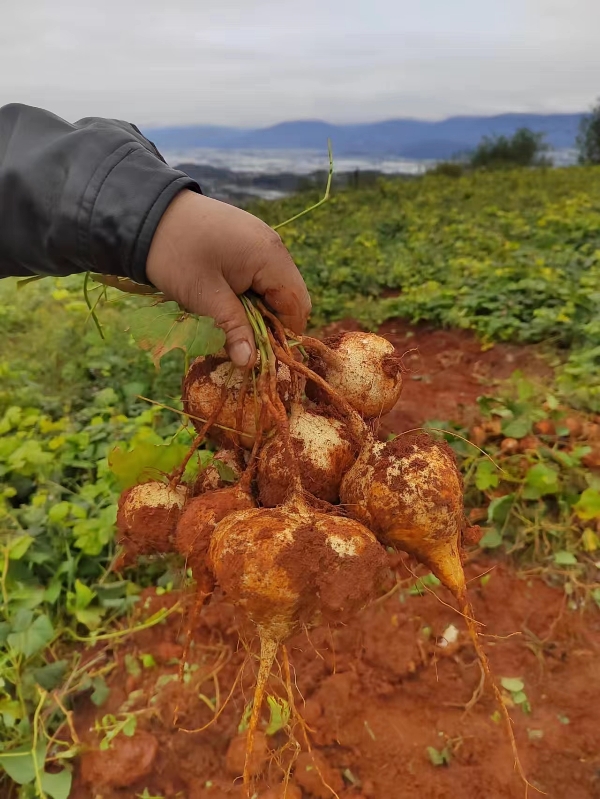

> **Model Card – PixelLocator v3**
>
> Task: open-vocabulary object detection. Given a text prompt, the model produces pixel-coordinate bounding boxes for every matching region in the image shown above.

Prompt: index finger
[251,238,312,334]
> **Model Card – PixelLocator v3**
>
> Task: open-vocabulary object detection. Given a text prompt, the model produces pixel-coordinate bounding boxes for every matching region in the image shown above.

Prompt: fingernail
[229,340,253,368]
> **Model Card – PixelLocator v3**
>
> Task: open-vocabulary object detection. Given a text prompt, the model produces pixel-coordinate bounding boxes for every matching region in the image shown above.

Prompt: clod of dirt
[225,731,270,778]
[182,351,291,448]
[116,481,187,563]
[308,332,403,419]
[534,419,556,436]
[563,416,584,437]
[469,425,487,448]
[257,405,357,506]
[582,444,600,469]
[80,730,159,788]
[294,751,344,799]
[500,437,520,454]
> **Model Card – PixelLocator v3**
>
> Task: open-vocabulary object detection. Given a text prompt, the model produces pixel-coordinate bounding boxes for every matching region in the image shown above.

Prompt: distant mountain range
[144,113,584,160]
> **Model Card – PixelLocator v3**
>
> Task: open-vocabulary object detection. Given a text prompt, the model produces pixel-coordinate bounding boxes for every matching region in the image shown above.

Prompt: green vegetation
[2,164,600,795]
[255,166,600,411]
[429,128,550,175]
[468,128,550,170]
[428,372,600,601]
[577,98,600,165]
[0,280,196,797]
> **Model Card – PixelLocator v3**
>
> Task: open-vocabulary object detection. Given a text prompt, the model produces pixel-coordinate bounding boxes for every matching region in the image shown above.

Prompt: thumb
[190,274,256,368]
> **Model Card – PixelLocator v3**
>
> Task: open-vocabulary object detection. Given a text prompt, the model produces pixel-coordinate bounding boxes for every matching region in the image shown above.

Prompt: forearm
[0,103,199,282]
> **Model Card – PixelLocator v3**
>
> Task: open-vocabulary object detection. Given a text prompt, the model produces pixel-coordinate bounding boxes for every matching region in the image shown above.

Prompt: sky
[1,0,599,128]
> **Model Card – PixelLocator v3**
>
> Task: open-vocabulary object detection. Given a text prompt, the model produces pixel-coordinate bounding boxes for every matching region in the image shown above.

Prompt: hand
[146,190,311,367]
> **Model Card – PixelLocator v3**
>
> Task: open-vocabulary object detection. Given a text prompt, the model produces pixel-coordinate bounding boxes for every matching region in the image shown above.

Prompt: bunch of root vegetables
[116,300,528,795]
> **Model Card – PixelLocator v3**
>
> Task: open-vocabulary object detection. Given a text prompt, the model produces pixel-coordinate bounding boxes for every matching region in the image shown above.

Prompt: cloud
[0,0,598,126]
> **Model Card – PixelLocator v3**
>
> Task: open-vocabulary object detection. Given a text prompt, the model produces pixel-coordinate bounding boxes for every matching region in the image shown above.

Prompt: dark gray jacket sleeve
[0,103,200,284]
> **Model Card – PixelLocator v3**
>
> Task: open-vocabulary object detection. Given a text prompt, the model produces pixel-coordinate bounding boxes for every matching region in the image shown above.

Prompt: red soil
[69,557,600,799]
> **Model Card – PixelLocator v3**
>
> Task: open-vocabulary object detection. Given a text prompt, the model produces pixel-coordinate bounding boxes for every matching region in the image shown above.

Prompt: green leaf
[479,528,503,549]
[501,418,531,439]
[238,701,252,734]
[44,576,63,605]
[487,493,515,524]
[74,579,95,610]
[128,302,226,368]
[48,501,72,524]
[265,696,291,735]
[31,660,68,691]
[122,715,137,737]
[573,488,600,521]
[527,728,544,741]
[7,613,54,657]
[426,746,451,766]
[524,463,560,497]
[8,535,35,560]
[108,442,189,490]
[16,275,47,288]
[0,741,46,785]
[71,510,116,557]
[553,550,578,566]
[409,573,441,595]
[501,677,524,693]
[41,769,73,799]
[125,654,142,678]
[67,580,105,629]
[475,459,499,491]
[75,606,106,630]
[512,691,528,705]
[0,621,10,644]
[214,459,238,484]
[90,676,110,707]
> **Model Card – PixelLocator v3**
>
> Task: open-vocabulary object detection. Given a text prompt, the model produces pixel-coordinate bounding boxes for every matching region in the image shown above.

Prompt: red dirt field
[67,323,599,799]
[70,558,599,799]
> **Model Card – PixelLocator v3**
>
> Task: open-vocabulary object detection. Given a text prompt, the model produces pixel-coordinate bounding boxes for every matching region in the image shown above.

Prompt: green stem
[273,140,334,231]
[32,689,48,799]
[83,272,105,339]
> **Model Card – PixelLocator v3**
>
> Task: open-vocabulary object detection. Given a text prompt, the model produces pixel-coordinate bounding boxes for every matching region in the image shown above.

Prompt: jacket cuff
[84,142,200,284]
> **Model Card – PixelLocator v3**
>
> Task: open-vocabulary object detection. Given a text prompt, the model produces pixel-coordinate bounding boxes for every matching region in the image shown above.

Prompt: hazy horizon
[144,110,586,133]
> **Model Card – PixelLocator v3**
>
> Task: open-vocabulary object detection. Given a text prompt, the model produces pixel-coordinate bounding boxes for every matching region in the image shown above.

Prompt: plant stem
[273,140,334,231]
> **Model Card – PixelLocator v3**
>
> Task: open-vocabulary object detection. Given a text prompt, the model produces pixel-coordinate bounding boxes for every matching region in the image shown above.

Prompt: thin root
[460,596,542,796]
[179,656,246,734]
[281,646,341,799]
[269,333,367,442]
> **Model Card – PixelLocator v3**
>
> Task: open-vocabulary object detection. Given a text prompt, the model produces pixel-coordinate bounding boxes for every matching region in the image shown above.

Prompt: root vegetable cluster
[114,308,528,795]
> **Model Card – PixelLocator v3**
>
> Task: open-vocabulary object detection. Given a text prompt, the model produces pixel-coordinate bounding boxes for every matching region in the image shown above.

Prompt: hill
[144,113,583,159]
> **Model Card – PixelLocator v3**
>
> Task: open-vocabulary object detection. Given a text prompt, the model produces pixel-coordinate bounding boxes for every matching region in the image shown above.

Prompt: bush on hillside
[577,98,600,165]
[469,127,550,170]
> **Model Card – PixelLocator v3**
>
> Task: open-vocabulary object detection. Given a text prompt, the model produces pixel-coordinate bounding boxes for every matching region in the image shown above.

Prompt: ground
[69,559,600,799]
[67,325,599,799]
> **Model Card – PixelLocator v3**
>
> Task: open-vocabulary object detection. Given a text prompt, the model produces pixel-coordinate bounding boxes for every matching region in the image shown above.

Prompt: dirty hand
[146,189,311,367]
